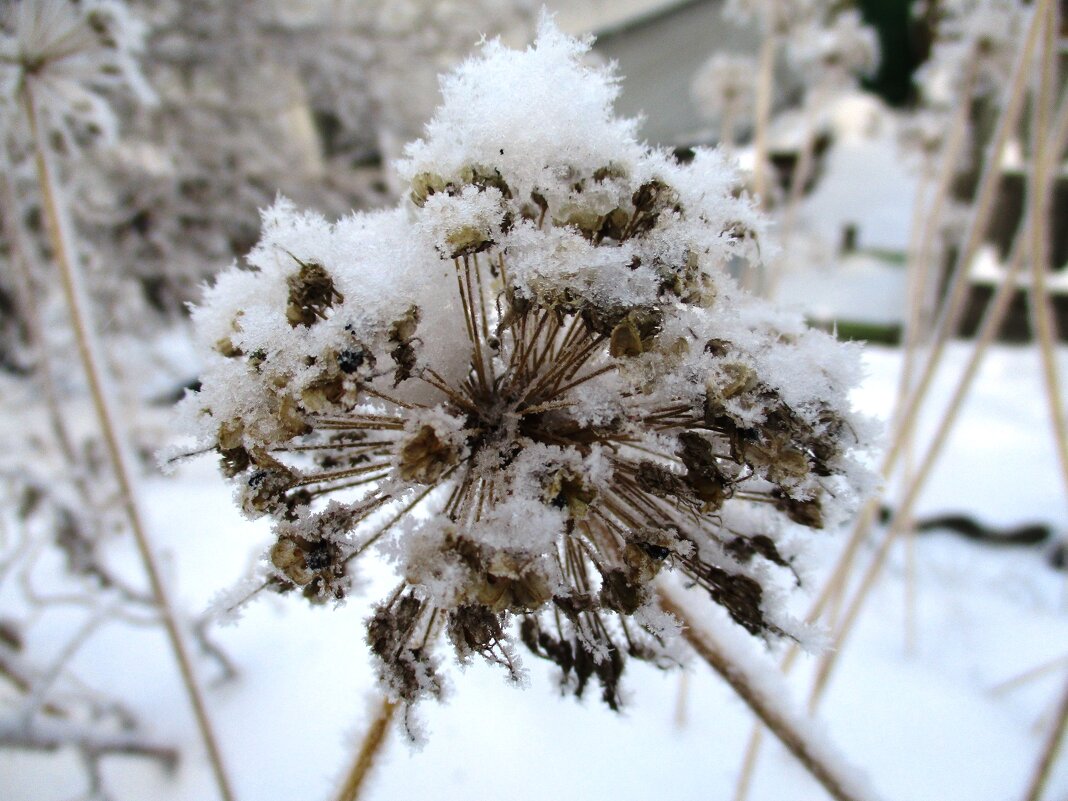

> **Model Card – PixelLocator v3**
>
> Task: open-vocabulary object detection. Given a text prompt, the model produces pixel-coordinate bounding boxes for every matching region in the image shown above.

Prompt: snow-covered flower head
[787,8,879,87]
[691,52,757,127]
[183,18,870,719]
[0,0,152,146]
[915,0,1026,104]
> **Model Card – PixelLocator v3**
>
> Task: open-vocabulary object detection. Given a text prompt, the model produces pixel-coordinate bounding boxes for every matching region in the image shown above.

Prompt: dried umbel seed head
[286,255,343,327]
[183,19,870,726]
[269,533,347,601]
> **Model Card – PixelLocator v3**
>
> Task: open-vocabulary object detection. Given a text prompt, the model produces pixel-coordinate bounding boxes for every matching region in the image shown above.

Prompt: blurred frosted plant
[183,19,870,719]
[0,0,164,361]
[61,0,534,322]
[786,8,879,89]
[60,0,357,321]
[0,0,152,148]
[306,0,536,173]
[690,53,756,148]
[914,0,1026,104]
[724,0,818,36]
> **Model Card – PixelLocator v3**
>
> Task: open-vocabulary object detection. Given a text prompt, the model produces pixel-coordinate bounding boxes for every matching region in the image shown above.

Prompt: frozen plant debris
[182,17,870,720]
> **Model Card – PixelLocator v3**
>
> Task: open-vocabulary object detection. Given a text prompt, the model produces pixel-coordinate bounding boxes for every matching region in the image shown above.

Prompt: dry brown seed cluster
[184,22,868,718]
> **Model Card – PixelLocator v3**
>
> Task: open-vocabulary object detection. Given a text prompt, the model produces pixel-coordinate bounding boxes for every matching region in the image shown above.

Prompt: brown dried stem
[1021,670,1068,801]
[22,81,236,801]
[808,45,1068,708]
[333,696,397,801]
[657,585,878,801]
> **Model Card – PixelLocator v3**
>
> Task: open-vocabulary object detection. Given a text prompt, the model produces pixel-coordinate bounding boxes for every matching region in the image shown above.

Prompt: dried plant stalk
[334,697,397,801]
[879,0,1050,477]
[657,586,878,801]
[1021,671,1068,801]
[751,34,776,210]
[797,0,1054,674]
[1025,0,1068,509]
[808,61,1068,708]
[22,82,236,801]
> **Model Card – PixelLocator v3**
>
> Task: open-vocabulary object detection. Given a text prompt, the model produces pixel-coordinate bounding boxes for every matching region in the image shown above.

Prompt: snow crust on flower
[399,17,642,203]
[182,17,872,722]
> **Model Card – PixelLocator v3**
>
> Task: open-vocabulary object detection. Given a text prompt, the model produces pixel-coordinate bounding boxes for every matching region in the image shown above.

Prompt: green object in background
[831,319,903,345]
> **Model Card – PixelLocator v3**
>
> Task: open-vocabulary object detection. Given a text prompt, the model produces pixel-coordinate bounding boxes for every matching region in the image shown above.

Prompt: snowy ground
[3,342,1067,801]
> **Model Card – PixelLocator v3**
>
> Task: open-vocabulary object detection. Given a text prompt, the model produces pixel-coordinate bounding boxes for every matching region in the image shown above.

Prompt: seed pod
[398,424,460,484]
[609,316,643,358]
[242,458,298,516]
[410,172,447,207]
[600,567,647,614]
[543,469,596,519]
[285,256,343,328]
[459,164,512,198]
[270,537,314,585]
[301,370,346,412]
[215,337,242,358]
[445,225,493,258]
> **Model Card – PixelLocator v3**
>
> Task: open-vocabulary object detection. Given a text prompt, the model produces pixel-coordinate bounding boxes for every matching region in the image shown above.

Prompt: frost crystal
[182,18,869,716]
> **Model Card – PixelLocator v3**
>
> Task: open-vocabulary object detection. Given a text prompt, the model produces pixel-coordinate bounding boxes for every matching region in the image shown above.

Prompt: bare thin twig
[808,47,1068,708]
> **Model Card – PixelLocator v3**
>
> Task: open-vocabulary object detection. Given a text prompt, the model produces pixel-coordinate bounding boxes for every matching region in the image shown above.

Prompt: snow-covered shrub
[183,18,870,719]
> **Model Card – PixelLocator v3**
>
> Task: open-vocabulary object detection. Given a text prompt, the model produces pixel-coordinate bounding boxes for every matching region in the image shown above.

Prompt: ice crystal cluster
[183,21,869,713]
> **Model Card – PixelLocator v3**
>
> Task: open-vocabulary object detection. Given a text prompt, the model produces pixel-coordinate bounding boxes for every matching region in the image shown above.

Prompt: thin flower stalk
[334,697,397,801]
[1025,0,1068,510]
[794,0,1051,657]
[736,59,1068,792]
[657,584,881,801]
[991,653,1068,697]
[1021,670,1068,801]
[0,166,80,470]
[875,0,1050,482]
[896,56,980,433]
[751,34,776,212]
[21,80,236,801]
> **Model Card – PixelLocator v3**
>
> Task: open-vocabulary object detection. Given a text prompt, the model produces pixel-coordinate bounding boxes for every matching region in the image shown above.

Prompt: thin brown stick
[1025,0,1068,510]
[658,586,877,801]
[334,696,397,801]
[810,213,1028,708]
[751,34,775,211]
[1021,670,1068,801]
[802,0,1055,653]
[991,653,1068,697]
[879,0,1049,481]
[23,82,236,801]
[733,724,766,801]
